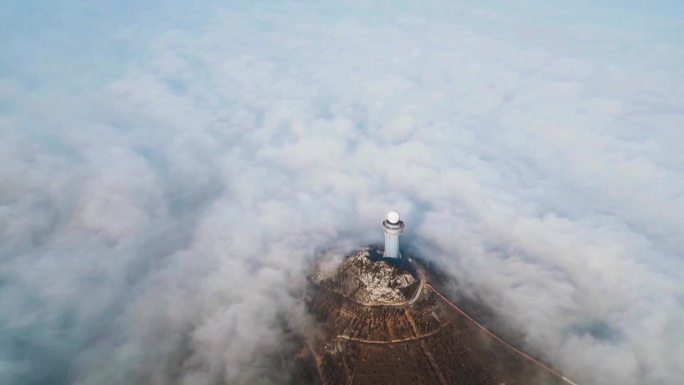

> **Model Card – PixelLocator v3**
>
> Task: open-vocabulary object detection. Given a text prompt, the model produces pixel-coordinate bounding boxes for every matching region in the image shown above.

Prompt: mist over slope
[1,1,683,385]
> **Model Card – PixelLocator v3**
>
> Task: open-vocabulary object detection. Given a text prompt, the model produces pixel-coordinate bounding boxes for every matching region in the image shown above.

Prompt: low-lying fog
[1,1,683,384]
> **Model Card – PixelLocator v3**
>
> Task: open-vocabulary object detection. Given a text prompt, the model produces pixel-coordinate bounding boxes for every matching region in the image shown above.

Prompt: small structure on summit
[382,210,404,259]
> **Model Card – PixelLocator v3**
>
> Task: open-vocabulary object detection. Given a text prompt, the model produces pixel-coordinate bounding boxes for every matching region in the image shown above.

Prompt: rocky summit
[292,248,572,385]
[312,248,418,305]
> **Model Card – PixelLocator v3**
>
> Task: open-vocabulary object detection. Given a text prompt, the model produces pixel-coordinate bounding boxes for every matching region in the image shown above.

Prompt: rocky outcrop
[312,248,418,305]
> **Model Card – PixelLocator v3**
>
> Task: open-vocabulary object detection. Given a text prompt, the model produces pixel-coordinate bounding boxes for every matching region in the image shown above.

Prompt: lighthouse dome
[386,210,400,224]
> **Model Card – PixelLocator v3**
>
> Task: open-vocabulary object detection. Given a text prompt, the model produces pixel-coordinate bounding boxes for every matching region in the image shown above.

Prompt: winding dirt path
[428,284,579,385]
[335,319,453,344]
[404,308,449,385]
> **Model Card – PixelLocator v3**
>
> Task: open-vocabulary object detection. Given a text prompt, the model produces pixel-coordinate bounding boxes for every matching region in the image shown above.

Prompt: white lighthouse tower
[382,210,404,259]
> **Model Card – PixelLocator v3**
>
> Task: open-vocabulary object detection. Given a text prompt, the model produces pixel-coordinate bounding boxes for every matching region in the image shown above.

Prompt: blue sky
[1,1,683,385]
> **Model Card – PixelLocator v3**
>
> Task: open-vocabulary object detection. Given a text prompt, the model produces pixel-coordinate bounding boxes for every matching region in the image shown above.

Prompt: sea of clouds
[1,1,683,385]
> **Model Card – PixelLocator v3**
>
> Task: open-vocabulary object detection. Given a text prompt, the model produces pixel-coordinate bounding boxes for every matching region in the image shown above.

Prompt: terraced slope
[297,249,574,385]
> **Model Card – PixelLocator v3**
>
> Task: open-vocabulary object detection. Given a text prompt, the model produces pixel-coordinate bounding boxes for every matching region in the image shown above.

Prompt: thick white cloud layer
[1,1,683,385]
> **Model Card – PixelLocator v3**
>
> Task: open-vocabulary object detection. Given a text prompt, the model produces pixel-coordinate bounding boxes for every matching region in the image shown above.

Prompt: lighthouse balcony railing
[382,220,404,230]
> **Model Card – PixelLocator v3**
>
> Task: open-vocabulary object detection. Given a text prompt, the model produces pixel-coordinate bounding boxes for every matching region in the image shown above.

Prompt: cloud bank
[1,1,683,385]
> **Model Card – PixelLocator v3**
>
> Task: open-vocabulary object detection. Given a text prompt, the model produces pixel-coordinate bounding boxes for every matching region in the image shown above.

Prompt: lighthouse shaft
[382,219,404,259]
